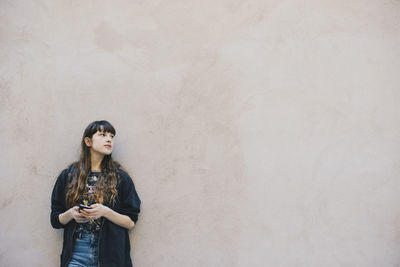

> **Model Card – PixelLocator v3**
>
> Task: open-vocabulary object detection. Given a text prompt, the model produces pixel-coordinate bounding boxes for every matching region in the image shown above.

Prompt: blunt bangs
[85,120,116,138]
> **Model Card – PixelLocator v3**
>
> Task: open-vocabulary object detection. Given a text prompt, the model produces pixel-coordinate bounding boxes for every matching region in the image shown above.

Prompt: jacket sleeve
[118,171,141,224]
[50,168,69,229]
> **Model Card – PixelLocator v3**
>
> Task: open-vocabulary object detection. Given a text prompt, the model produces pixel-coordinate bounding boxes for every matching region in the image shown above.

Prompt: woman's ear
[84,137,92,147]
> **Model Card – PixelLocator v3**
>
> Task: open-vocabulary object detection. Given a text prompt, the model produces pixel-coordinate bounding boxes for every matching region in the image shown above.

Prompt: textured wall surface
[1,1,400,266]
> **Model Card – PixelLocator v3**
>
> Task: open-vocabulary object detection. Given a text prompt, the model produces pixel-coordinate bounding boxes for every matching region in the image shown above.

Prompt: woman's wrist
[59,208,74,225]
[102,206,112,219]
[102,207,135,229]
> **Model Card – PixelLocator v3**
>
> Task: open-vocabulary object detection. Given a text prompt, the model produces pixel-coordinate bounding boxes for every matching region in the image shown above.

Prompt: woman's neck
[90,150,104,172]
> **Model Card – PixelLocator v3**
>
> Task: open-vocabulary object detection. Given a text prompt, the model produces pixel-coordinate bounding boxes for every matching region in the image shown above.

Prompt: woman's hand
[69,206,91,223]
[79,204,134,230]
[80,203,111,220]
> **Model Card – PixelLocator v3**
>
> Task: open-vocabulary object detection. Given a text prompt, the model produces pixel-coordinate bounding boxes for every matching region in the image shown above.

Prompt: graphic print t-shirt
[75,171,103,234]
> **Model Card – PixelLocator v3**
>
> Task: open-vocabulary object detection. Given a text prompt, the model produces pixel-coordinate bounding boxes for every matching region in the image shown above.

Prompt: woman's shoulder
[117,166,131,180]
[115,163,135,185]
[113,161,126,174]
[56,162,79,181]
[66,162,79,175]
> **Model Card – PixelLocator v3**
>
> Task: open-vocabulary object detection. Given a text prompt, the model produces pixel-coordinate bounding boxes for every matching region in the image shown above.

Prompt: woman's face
[86,130,114,156]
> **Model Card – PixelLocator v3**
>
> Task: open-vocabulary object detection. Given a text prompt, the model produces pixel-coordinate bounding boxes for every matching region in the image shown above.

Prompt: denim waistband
[75,232,99,240]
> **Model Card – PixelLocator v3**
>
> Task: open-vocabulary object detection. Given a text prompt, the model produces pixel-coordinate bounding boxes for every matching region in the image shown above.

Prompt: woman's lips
[105,145,112,149]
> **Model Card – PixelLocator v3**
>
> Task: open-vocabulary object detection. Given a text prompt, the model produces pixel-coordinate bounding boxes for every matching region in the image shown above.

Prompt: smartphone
[79,204,92,211]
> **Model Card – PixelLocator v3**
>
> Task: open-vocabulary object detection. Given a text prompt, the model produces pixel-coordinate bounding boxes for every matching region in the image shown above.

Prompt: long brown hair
[65,120,123,209]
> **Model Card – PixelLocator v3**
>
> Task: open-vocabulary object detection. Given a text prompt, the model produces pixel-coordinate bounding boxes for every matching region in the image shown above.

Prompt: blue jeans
[67,233,99,267]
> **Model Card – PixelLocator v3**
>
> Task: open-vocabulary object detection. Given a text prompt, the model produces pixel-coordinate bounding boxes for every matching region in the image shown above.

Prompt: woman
[50,120,141,267]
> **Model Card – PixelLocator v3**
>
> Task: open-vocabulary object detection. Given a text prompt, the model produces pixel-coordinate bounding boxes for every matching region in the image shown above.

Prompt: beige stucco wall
[1,0,400,266]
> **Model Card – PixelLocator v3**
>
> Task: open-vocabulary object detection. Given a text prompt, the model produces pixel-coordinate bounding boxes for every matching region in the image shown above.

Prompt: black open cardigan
[50,165,141,267]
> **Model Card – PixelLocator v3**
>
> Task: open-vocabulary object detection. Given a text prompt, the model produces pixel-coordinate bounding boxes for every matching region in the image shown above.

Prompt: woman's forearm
[104,208,135,230]
[59,210,73,225]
